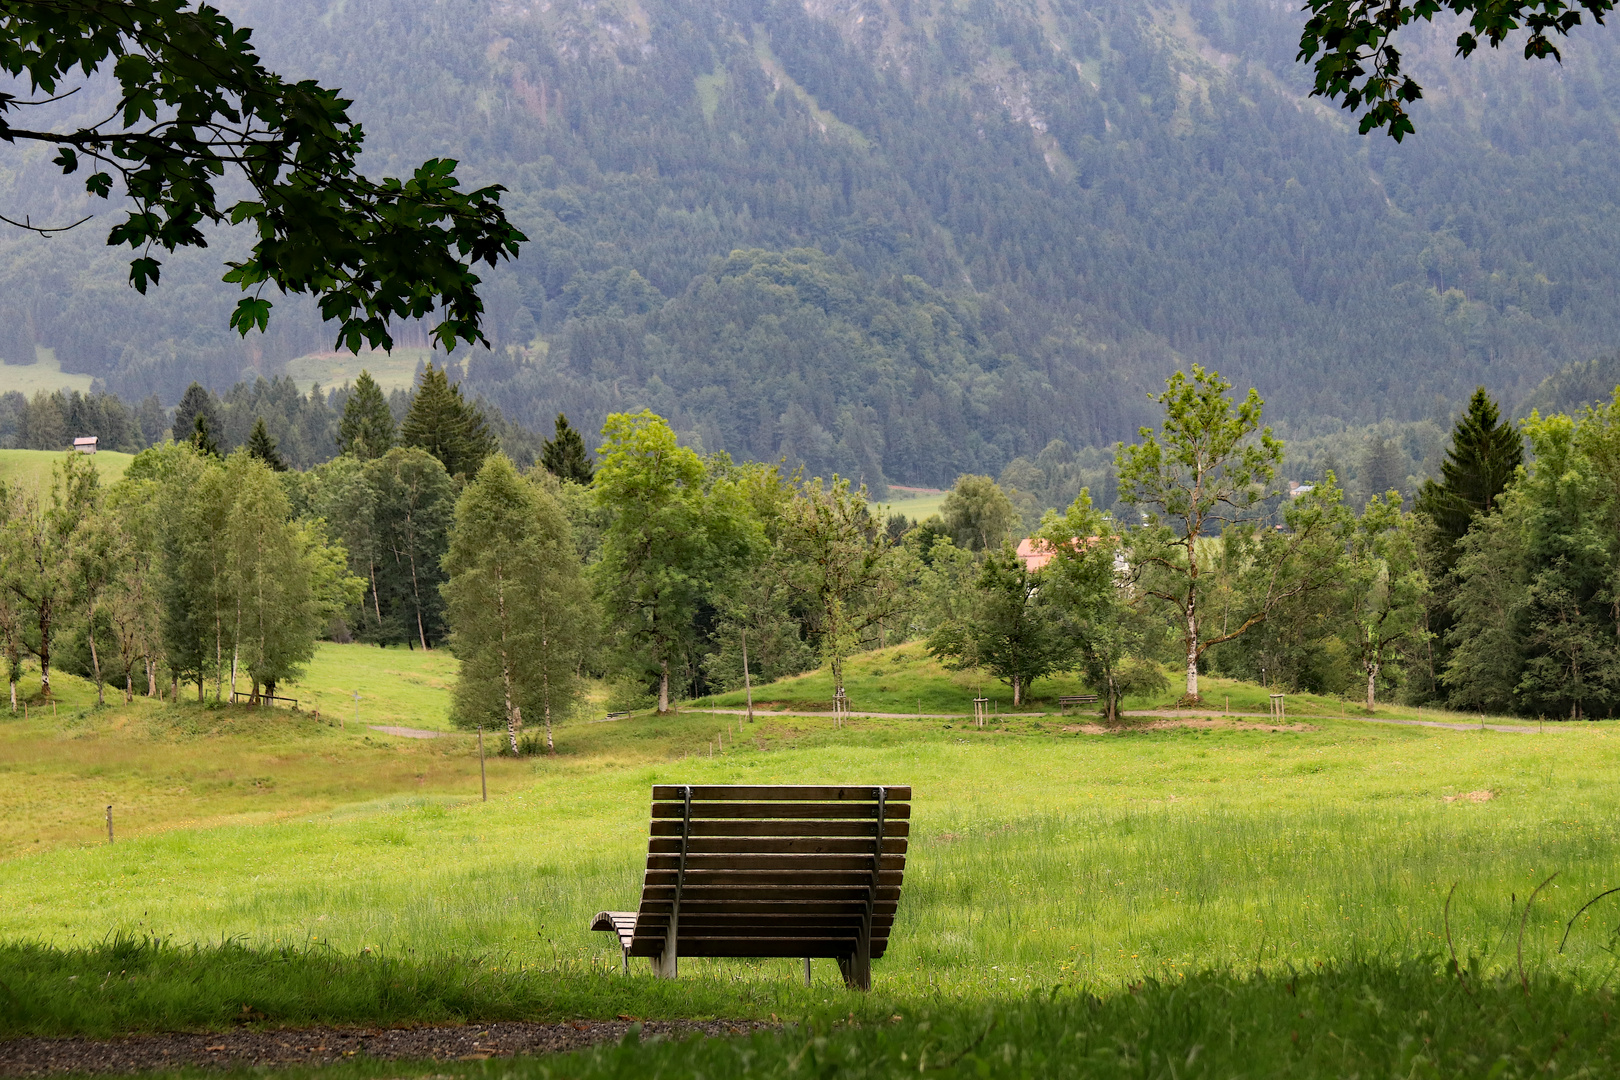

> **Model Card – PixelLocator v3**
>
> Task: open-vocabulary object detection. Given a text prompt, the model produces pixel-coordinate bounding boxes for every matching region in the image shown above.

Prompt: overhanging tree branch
[0,0,524,349]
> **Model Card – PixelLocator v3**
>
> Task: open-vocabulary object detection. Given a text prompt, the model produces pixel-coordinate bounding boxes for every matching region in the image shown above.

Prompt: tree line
[2,363,1611,745]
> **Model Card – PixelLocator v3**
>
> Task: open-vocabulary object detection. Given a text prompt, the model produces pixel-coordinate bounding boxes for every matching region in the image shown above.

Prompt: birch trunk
[659,658,670,713]
[496,565,521,754]
[86,599,103,706]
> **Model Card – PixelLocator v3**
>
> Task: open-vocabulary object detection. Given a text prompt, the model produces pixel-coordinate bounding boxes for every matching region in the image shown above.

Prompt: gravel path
[685,706,1540,733]
[367,725,446,739]
[0,1019,773,1076]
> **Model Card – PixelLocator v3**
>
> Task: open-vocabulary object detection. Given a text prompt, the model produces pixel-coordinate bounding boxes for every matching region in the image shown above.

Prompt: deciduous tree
[1116,366,1285,702]
[777,476,908,705]
[1297,0,1615,140]
[444,455,589,753]
[1038,493,1167,724]
[593,412,746,712]
[926,542,1071,706]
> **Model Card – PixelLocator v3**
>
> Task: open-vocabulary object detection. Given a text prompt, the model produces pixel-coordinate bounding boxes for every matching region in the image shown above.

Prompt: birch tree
[444,455,589,753]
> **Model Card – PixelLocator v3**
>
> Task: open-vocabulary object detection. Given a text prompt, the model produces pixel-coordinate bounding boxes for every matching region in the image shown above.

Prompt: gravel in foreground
[0,1019,774,1076]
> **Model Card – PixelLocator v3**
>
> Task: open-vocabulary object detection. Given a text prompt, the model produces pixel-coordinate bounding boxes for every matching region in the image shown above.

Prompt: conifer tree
[541,413,594,484]
[172,383,221,445]
[337,370,396,460]
[400,362,496,480]
[191,413,220,458]
[1416,388,1524,566]
[247,418,288,471]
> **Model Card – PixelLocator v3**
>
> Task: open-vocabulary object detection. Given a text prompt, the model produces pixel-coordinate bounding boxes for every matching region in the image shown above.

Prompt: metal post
[478,724,487,801]
[105,805,113,844]
[742,628,754,723]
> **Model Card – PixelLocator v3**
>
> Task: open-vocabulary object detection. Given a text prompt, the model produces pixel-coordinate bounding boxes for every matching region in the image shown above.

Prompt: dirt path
[367,725,446,739]
[685,706,1541,733]
[0,1019,772,1076]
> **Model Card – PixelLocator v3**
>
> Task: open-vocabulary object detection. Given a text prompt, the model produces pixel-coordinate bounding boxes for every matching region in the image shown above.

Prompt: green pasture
[282,349,433,393]
[5,643,1620,1074]
[0,448,134,492]
[879,487,947,523]
[0,347,95,396]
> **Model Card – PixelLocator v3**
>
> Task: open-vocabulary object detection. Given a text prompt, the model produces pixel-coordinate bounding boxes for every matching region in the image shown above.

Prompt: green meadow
[281,349,434,393]
[0,447,134,493]
[0,348,95,396]
[4,644,1620,1074]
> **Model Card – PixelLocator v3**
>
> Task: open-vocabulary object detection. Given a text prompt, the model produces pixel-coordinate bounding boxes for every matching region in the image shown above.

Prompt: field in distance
[281,348,434,393]
[0,348,95,397]
[0,448,134,492]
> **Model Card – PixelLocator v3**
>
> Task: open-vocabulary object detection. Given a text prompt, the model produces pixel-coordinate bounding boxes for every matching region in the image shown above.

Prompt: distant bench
[590,784,910,990]
[1058,694,1100,711]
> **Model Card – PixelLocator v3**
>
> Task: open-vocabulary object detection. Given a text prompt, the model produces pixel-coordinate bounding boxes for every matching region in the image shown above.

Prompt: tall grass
[7,716,1620,1001]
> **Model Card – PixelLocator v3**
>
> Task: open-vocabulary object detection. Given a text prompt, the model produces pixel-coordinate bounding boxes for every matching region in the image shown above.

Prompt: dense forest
[3,0,1620,486]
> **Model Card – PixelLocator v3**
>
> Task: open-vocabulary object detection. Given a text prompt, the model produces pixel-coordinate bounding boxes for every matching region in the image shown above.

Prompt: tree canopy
[0,0,523,349]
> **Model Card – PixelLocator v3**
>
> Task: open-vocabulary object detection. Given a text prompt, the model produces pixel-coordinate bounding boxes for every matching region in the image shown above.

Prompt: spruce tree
[191,413,221,458]
[172,383,221,445]
[541,413,594,484]
[400,361,496,479]
[1411,387,1523,703]
[247,418,288,471]
[1416,388,1523,559]
[336,370,396,460]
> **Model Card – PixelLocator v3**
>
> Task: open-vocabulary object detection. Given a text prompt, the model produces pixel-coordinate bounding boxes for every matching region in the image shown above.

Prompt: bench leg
[837,945,871,991]
[804,957,812,987]
[622,948,630,976]
[653,948,678,979]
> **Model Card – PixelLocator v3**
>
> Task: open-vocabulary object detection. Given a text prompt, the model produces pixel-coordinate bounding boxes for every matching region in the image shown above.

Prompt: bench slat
[645,871,905,888]
[652,785,911,801]
[651,801,910,820]
[646,854,904,872]
[648,837,908,855]
[649,819,909,838]
[640,885,902,903]
[637,899,899,916]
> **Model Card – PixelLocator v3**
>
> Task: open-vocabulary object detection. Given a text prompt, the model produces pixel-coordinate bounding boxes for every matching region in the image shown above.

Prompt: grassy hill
[282,348,432,393]
[1,640,1615,1074]
[0,448,134,492]
[0,348,95,396]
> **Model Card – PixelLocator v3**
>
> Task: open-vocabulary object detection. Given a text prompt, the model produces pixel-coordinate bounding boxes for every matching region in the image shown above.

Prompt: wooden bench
[590,784,909,990]
[1058,694,1100,711]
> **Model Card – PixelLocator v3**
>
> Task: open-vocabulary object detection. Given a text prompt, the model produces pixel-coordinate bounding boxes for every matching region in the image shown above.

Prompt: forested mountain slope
[3,0,1619,485]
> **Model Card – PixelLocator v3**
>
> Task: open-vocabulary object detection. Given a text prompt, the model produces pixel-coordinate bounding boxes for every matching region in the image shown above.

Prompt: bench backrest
[629,784,910,982]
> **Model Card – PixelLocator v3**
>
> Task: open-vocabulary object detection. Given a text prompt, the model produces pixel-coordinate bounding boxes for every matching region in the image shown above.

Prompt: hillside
[0,449,133,493]
[3,0,1620,483]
